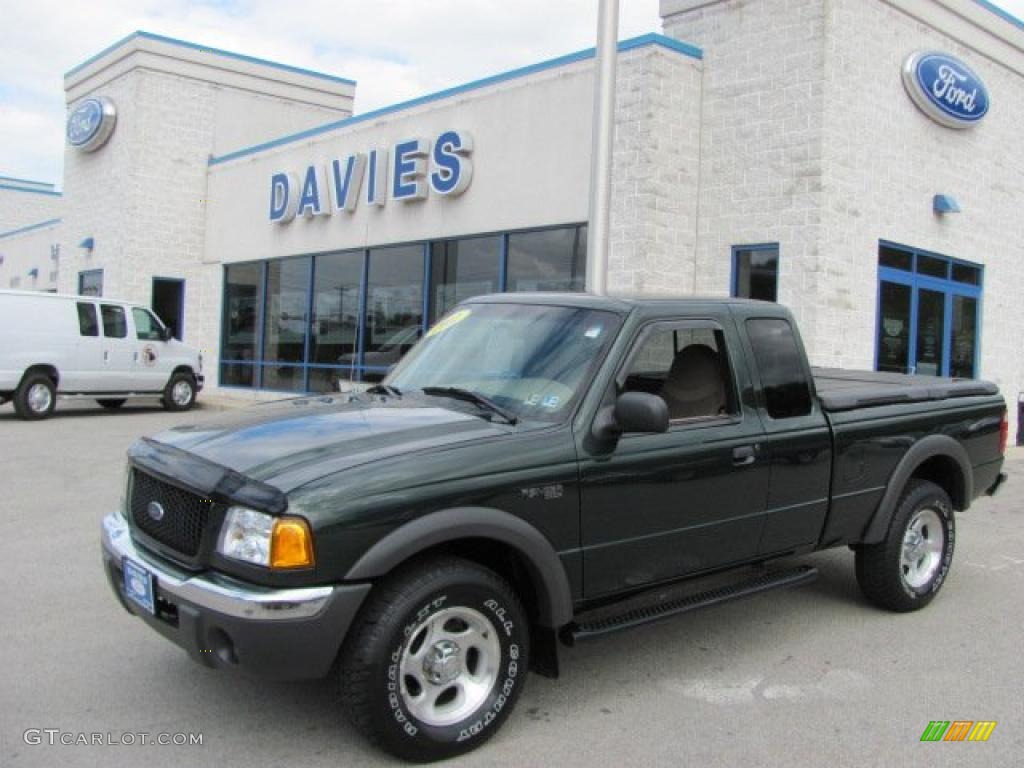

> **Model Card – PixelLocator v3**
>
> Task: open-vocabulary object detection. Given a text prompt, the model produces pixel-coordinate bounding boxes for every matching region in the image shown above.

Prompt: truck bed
[812,368,999,412]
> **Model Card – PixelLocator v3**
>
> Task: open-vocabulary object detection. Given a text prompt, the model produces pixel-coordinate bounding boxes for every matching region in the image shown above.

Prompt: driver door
[577,316,770,598]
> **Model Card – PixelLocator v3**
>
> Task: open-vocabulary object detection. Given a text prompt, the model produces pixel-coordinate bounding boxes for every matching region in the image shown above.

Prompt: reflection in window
[100,304,127,339]
[77,302,98,337]
[364,245,424,382]
[429,237,500,323]
[507,226,586,292]
[79,269,103,297]
[951,296,977,379]
[308,250,363,392]
[221,263,262,387]
[733,245,778,301]
[262,257,311,392]
[877,281,911,374]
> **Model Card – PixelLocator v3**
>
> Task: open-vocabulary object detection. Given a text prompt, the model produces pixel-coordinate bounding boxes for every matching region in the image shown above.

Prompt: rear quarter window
[746,317,812,419]
[76,302,99,337]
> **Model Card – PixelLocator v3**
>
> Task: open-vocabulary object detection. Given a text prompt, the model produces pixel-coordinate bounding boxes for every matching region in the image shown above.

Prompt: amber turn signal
[270,517,314,569]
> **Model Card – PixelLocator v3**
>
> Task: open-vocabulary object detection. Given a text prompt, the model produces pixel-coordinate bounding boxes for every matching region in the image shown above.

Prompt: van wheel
[14,374,56,420]
[340,557,530,762]
[855,480,954,612]
[162,373,196,411]
[97,399,127,410]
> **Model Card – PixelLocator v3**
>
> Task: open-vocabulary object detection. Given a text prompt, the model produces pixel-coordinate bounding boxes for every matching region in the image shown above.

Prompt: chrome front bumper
[100,511,371,679]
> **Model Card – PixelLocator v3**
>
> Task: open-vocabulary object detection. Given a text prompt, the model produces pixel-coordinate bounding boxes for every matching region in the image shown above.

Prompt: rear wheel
[855,479,954,612]
[97,399,127,410]
[340,557,530,762]
[162,372,196,412]
[14,373,56,420]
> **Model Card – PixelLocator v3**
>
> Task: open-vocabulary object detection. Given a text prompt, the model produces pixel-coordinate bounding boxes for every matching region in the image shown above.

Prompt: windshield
[387,303,622,423]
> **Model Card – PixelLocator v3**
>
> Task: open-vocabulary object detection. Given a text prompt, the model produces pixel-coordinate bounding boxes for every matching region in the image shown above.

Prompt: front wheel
[339,557,530,762]
[855,479,955,612]
[162,372,196,412]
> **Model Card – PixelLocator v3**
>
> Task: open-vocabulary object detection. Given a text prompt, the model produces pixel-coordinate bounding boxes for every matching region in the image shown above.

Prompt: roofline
[0,175,55,189]
[973,0,1024,31]
[0,218,62,240]
[208,32,702,167]
[0,184,62,198]
[64,30,357,87]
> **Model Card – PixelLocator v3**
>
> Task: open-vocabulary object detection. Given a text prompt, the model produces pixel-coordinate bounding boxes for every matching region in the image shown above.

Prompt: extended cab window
[133,308,163,341]
[100,304,127,339]
[76,302,98,337]
[621,324,736,421]
[746,317,812,419]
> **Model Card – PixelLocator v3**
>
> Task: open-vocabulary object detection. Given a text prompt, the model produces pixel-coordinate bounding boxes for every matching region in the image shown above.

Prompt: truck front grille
[130,470,212,558]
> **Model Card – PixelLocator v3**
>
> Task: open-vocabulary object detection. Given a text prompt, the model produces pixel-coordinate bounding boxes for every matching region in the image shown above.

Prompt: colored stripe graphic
[921,721,950,741]
[944,721,973,741]
[968,722,997,742]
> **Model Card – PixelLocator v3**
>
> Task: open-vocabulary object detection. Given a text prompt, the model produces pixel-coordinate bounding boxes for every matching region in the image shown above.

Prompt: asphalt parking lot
[1,399,1022,767]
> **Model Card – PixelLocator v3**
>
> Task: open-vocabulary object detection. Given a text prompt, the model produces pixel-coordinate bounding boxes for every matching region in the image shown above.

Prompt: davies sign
[269,129,473,223]
[901,51,989,129]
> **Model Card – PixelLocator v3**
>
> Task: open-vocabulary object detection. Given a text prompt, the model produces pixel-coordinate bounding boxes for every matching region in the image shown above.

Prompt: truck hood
[151,395,510,491]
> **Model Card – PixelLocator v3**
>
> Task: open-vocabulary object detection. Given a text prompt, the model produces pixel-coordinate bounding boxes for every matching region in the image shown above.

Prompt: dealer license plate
[123,558,156,615]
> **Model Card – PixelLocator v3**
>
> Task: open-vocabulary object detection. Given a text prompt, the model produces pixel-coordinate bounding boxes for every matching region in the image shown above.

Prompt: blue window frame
[731,243,778,301]
[875,241,982,379]
[219,223,587,391]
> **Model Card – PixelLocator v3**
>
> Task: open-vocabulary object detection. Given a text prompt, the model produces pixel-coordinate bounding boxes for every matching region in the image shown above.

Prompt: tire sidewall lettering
[900,496,954,599]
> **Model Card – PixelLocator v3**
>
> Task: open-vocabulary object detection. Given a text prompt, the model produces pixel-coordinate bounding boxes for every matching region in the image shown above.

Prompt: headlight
[217,506,314,569]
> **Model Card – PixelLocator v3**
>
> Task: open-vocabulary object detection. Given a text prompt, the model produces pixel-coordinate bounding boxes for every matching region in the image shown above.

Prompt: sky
[0,0,1021,186]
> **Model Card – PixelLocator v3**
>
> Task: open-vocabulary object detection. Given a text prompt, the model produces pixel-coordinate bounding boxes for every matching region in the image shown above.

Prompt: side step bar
[567,565,818,643]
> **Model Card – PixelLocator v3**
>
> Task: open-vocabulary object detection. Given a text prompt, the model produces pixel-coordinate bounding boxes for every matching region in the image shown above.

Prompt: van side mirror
[160,326,173,342]
[592,392,670,441]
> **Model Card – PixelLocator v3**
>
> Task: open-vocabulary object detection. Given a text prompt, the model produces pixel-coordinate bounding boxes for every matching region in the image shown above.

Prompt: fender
[344,506,573,628]
[861,434,972,545]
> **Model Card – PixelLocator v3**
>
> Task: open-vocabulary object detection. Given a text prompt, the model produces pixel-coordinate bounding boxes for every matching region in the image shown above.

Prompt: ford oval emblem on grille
[147,501,165,522]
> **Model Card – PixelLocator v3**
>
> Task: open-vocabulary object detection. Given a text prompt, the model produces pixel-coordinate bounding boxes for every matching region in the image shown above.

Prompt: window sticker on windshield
[542,395,560,409]
[426,308,472,338]
[526,393,541,406]
[584,325,603,339]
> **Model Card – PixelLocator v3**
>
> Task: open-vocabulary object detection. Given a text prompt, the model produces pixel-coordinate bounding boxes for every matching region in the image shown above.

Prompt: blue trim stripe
[0,218,62,240]
[209,33,703,167]
[65,30,357,86]
[0,183,62,197]
[0,175,55,189]
[972,0,1024,31]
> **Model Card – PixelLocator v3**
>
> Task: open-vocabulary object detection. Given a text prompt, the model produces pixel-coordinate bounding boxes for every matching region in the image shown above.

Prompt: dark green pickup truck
[101,294,1007,761]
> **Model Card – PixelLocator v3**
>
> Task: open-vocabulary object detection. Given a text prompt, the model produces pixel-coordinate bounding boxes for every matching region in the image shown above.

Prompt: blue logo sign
[66,97,117,151]
[902,52,989,129]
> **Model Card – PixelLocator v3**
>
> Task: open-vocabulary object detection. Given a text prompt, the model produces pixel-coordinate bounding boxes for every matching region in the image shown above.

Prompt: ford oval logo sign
[66,97,117,151]
[902,51,989,129]
[147,501,165,522]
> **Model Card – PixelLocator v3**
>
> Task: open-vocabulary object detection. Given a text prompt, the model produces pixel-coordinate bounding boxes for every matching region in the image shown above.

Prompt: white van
[0,290,203,420]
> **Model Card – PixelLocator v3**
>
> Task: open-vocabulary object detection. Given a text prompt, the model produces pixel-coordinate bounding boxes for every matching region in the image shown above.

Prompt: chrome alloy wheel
[900,507,945,589]
[171,379,193,406]
[27,382,53,414]
[399,606,501,728]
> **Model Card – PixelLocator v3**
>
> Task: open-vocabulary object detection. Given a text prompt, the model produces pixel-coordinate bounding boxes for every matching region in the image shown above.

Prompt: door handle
[732,445,757,466]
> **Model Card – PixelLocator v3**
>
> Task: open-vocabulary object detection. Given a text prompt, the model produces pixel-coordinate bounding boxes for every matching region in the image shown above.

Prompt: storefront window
[221,263,262,387]
[363,245,424,382]
[262,256,311,392]
[875,242,982,379]
[308,250,363,393]
[506,225,586,292]
[732,245,778,301]
[429,236,500,323]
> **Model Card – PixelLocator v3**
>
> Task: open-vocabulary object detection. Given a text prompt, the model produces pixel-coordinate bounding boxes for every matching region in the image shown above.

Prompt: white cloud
[0,0,1021,184]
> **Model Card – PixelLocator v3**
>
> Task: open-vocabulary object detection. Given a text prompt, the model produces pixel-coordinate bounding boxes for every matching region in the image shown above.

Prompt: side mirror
[592,392,669,440]
[160,326,173,342]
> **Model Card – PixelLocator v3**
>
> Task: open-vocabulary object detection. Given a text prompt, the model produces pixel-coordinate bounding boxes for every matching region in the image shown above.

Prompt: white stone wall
[608,48,703,296]
[0,221,62,292]
[820,0,1024,424]
[0,187,63,232]
[662,0,828,328]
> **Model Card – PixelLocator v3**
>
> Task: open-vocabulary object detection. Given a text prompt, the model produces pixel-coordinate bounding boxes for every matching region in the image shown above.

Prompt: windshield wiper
[421,387,518,425]
[366,383,402,398]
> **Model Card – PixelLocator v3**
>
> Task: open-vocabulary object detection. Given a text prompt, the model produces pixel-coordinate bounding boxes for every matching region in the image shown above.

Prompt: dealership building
[1,0,1021,424]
